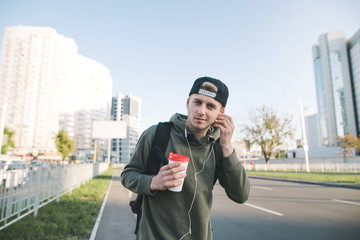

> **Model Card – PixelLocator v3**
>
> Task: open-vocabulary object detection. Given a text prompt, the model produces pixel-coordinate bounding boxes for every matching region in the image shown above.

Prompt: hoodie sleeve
[120,125,157,196]
[218,151,250,203]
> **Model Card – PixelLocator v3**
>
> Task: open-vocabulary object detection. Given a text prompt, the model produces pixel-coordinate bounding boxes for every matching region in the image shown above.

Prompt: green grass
[247,171,360,184]
[0,168,116,240]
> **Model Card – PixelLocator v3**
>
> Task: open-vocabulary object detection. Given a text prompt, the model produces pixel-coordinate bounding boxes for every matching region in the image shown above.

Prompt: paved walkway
[92,168,136,240]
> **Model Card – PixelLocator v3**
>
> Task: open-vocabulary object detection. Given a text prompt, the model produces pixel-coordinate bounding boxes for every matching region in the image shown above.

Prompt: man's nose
[197,104,206,115]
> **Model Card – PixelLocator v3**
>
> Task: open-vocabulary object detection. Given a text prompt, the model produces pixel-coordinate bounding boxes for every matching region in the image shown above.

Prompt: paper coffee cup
[168,152,189,192]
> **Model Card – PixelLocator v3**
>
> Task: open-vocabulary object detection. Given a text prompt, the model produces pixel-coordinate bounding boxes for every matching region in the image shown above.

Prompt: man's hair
[200,82,218,94]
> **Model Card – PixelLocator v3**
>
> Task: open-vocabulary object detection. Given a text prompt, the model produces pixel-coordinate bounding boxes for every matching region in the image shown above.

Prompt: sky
[0,0,359,143]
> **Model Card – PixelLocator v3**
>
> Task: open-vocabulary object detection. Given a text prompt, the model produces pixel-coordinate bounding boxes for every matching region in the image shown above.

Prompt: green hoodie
[121,113,250,240]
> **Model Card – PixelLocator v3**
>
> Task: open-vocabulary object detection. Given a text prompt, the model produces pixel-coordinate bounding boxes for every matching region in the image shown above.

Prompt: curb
[248,175,360,190]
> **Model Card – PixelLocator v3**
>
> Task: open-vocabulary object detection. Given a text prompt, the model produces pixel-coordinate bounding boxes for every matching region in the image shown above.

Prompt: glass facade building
[348,29,360,135]
[312,31,358,146]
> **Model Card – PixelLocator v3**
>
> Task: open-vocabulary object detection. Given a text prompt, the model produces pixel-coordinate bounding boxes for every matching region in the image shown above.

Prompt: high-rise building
[0,26,112,157]
[312,31,357,146]
[348,29,360,134]
[111,94,141,163]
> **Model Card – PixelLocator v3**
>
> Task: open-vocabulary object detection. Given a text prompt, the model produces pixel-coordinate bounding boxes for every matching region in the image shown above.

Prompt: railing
[243,163,360,172]
[0,162,109,231]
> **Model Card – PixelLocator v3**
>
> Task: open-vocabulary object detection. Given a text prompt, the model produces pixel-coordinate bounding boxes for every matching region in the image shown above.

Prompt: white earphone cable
[179,128,214,240]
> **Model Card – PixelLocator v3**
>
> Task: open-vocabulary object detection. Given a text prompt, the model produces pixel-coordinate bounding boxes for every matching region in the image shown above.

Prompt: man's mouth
[195,117,205,122]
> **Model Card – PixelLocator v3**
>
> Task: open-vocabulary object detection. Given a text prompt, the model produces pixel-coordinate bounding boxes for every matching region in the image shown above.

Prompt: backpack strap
[213,138,224,185]
[146,122,174,174]
[131,121,174,234]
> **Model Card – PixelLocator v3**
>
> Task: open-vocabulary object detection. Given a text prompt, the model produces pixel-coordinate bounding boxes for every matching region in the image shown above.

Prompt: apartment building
[0,26,112,157]
[111,94,141,163]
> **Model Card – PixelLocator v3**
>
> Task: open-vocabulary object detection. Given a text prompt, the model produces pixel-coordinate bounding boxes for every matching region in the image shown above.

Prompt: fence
[0,162,109,231]
[243,162,360,172]
[241,157,360,172]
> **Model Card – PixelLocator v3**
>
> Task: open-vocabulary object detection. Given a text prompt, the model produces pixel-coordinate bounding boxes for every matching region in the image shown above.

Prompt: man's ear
[220,107,225,114]
[186,98,190,110]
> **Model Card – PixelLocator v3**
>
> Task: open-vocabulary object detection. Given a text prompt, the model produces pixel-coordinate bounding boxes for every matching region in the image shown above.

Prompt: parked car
[1,160,9,171]
[7,161,25,171]
[1,159,20,184]
[0,159,15,171]
[3,162,28,188]
[28,160,43,171]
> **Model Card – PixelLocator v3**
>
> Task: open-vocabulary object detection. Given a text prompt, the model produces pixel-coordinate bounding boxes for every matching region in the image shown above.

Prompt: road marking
[332,199,360,206]
[244,203,284,216]
[252,186,272,191]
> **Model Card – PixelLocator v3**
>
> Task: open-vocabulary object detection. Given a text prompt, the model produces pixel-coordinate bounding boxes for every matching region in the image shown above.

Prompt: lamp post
[290,94,310,172]
[298,97,310,172]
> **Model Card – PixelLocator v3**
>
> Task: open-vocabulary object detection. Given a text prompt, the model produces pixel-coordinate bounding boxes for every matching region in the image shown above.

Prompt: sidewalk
[92,168,136,240]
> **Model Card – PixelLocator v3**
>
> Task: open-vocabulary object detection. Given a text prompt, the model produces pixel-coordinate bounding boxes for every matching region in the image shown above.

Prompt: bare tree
[242,105,294,165]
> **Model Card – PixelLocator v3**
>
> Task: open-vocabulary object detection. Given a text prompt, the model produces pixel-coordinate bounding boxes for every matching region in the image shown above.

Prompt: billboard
[92,121,127,139]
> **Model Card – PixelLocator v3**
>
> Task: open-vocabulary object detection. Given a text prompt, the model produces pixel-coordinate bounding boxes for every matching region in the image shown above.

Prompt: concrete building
[304,108,321,148]
[312,31,357,147]
[111,94,141,163]
[0,26,112,157]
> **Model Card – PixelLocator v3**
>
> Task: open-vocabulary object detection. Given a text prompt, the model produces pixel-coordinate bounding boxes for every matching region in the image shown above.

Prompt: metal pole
[0,102,7,151]
[298,98,310,172]
[34,166,42,217]
[107,138,111,163]
[93,139,96,163]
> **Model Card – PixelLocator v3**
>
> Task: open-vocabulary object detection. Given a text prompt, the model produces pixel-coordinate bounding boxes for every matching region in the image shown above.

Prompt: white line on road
[244,203,284,216]
[252,186,272,191]
[332,199,360,206]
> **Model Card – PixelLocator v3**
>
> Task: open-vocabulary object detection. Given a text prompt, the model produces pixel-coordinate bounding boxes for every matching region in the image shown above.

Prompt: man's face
[186,93,224,134]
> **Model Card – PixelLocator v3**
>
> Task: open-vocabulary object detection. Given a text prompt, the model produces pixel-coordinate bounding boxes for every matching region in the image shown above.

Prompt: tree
[55,130,75,161]
[336,132,360,162]
[244,139,251,152]
[1,127,15,154]
[242,105,294,165]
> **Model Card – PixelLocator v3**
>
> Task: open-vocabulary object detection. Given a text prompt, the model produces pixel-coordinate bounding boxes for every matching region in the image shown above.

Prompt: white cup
[167,152,189,192]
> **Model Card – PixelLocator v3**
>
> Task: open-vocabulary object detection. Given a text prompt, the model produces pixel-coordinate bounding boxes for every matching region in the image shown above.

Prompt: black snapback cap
[189,76,229,107]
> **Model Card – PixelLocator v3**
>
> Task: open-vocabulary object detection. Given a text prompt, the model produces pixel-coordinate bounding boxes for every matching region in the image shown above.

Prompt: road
[211,177,360,240]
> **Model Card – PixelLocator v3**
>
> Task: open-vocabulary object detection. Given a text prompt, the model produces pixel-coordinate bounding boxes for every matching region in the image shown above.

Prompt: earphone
[185,125,214,142]
[179,127,214,240]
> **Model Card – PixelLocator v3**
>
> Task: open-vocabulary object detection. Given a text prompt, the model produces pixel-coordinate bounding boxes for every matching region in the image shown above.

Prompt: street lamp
[290,94,310,172]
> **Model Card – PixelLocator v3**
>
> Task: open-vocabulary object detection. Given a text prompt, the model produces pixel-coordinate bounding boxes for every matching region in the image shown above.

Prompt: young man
[121,77,250,239]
